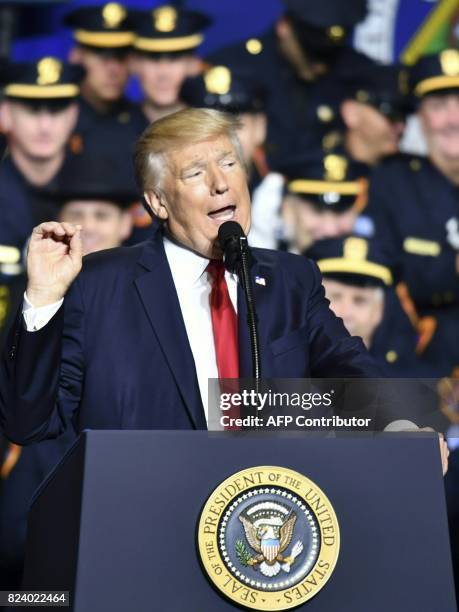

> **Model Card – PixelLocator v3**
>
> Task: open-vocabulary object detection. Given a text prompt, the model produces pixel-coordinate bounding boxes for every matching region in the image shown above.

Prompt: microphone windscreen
[218,221,244,250]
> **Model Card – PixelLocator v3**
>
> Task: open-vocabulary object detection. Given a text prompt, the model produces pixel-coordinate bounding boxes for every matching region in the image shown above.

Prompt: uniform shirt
[0,156,61,259]
[73,97,148,194]
[22,236,238,421]
[367,154,459,366]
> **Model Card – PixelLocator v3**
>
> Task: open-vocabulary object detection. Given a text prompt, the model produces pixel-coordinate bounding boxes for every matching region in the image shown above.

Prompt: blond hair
[134,107,245,194]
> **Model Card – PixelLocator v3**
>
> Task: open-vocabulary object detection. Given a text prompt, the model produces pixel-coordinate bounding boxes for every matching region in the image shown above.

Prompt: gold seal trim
[288,179,360,196]
[4,84,80,98]
[198,466,340,611]
[134,33,203,52]
[317,258,392,285]
[74,29,134,47]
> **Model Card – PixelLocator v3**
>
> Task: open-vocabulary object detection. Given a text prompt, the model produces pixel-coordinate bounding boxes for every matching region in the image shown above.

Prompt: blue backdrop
[12,0,283,61]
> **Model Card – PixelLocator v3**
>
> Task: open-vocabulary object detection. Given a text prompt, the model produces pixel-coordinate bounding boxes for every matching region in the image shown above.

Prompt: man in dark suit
[0,109,450,473]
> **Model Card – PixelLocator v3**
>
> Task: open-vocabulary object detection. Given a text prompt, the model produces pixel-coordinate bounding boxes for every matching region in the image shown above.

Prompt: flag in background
[355,0,458,65]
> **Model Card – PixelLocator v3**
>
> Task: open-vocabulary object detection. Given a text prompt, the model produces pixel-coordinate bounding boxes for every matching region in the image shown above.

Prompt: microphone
[217,221,246,274]
[217,221,261,380]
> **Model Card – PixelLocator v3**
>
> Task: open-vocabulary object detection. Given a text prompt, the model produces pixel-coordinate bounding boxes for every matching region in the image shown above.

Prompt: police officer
[208,0,370,167]
[279,150,369,253]
[64,1,148,191]
[305,235,429,376]
[0,58,82,253]
[368,48,459,372]
[323,59,411,169]
[130,4,210,123]
[54,152,137,255]
[65,2,146,128]
[0,58,83,347]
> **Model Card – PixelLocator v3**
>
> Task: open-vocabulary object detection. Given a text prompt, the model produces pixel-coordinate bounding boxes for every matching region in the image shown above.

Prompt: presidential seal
[197,466,340,611]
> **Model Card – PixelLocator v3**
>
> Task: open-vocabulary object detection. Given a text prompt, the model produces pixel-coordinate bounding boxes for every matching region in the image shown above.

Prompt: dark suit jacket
[0,232,381,443]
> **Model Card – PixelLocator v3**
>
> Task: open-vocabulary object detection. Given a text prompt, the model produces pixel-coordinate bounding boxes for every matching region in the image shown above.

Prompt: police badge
[198,466,340,610]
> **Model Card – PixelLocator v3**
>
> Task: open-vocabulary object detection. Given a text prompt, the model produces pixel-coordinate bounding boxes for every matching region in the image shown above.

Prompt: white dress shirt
[163,237,238,420]
[22,236,239,422]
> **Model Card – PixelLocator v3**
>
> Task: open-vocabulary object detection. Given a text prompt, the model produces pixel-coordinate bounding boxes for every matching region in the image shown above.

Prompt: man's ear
[120,210,134,241]
[0,101,12,132]
[69,46,83,65]
[340,100,360,129]
[253,113,267,148]
[186,56,203,77]
[144,190,169,220]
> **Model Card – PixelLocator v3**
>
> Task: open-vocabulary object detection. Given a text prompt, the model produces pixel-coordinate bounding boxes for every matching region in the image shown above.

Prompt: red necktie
[207,260,239,379]
[207,260,240,429]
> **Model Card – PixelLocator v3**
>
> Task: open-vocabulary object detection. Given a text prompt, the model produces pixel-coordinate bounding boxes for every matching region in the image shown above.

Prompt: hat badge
[440,49,459,77]
[324,154,347,182]
[205,66,232,95]
[344,237,368,262]
[317,105,334,123]
[398,69,409,95]
[245,38,263,55]
[102,3,126,29]
[327,25,345,41]
[153,6,177,33]
[36,57,62,86]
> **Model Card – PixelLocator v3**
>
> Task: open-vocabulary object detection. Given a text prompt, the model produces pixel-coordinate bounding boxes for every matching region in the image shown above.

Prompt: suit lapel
[134,234,207,429]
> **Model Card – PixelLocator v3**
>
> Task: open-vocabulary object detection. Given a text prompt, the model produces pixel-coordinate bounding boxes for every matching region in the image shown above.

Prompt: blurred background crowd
[0,0,458,601]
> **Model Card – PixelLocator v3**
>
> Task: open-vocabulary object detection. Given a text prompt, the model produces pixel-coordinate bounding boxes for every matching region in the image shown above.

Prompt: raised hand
[26,221,83,307]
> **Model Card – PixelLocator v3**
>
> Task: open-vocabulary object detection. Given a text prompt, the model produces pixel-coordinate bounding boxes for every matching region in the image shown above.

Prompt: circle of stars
[218,487,320,591]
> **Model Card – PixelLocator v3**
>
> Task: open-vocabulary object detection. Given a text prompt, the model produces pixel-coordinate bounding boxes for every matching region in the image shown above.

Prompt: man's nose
[37,111,53,130]
[209,165,229,195]
[339,298,354,321]
[80,216,97,233]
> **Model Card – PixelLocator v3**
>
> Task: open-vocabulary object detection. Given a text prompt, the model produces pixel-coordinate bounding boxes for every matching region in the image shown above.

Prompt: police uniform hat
[411,48,459,98]
[52,153,139,209]
[3,57,83,103]
[130,5,211,56]
[180,64,266,114]
[282,0,367,60]
[342,58,413,122]
[64,2,134,53]
[307,236,393,287]
[283,150,368,212]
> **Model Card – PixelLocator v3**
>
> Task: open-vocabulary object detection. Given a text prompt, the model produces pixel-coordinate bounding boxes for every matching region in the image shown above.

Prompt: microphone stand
[235,235,261,383]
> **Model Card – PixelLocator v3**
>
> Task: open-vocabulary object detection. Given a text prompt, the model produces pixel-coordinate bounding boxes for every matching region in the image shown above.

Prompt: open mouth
[208,204,236,223]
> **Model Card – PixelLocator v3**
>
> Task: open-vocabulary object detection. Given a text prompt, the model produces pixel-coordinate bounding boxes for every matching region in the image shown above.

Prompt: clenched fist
[26,222,83,307]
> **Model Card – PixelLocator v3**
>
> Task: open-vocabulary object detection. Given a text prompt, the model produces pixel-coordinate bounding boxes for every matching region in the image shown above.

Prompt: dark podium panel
[23,431,456,611]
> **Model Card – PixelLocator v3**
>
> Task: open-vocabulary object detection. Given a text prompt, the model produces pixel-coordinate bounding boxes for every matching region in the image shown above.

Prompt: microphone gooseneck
[218,221,261,381]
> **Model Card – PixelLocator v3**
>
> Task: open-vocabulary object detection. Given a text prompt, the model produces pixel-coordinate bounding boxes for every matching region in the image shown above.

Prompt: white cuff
[22,292,64,332]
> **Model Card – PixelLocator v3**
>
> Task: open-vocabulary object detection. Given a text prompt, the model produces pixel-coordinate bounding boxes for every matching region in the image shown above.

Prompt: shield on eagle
[261,538,280,562]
